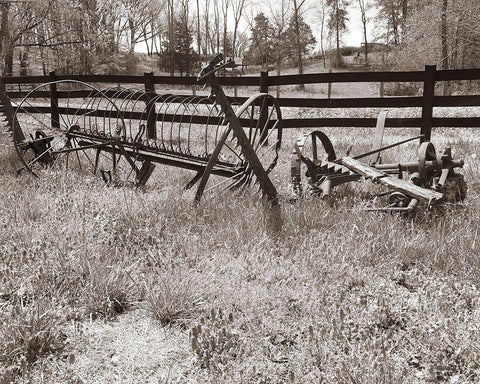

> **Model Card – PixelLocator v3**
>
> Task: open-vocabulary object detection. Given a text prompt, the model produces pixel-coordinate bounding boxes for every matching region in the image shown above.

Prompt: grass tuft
[0,297,66,380]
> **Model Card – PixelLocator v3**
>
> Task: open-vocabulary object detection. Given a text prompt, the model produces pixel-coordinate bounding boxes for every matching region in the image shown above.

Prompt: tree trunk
[336,3,341,66]
[4,46,13,77]
[320,6,326,68]
[196,0,201,59]
[0,3,10,76]
[441,0,449,95]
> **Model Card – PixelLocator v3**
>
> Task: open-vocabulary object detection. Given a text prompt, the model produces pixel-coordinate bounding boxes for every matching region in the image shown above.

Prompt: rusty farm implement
[4,55,468,212]
[8,54,282,203]
[291,113,467,212]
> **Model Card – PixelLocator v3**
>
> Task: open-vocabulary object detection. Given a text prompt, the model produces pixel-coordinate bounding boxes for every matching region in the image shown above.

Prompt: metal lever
[197,54,237,83]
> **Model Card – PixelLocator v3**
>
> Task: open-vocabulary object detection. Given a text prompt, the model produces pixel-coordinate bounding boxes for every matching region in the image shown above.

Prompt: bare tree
[327,0,349,67]
[316,0,328,68]
[358,0,369,64]
[231,0,247,58]
[292,0,308,75]
[221,0,229,55]
[269,0,290,75]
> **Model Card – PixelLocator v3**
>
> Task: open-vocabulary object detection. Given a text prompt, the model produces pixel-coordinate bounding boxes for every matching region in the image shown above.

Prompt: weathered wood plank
[341,156,444,202]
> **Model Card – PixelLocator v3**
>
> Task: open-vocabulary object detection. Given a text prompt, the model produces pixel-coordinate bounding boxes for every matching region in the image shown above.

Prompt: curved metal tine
[202,169,248,194]
[100,88,115,137]
[148,93,167,148]
[158,94,179,150]
[110,89,140,168]
[154,94,173,149]
[80,87,104,137]
[115,89,133,139]
[129,89,149,143]
[169,95,187,151]
[54,82,73,133]
[98,87,122,136]
[228,172,251,191]
[106,87,129,137]
[111,88,130,137]
[161,95,184,151]
[118,89,137,141]
[144,93,162,147]
[176,95,197,154]
[87,88,105,136]
[257,139,280,162]
[247,100,256,142]
[85,89,105,135]
[187,96,212,156]
[171,95,193,153]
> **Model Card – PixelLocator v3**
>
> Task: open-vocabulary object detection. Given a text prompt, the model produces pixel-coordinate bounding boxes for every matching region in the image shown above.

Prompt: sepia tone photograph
[0,0,479,382]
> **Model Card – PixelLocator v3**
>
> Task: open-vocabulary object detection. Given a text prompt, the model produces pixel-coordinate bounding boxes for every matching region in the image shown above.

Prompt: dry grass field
[1,98,480,383]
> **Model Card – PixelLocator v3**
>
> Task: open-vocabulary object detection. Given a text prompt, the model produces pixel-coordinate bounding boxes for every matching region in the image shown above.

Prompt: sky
[136,1,379,53]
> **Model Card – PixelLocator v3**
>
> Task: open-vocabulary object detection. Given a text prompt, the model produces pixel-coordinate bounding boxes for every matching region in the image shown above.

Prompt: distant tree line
[0,0,479,77]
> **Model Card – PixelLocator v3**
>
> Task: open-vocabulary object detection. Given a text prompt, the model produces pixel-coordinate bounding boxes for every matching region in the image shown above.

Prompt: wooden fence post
[421,65,436,142]
[260,71,269,94]
[260,71,269,144]
[327,69,332,98]
[144,72,157,140]
[0,76,24,141]
[49,71,60,129]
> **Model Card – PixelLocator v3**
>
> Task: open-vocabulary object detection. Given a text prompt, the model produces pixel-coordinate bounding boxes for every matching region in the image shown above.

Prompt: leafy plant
[190,308,242,371]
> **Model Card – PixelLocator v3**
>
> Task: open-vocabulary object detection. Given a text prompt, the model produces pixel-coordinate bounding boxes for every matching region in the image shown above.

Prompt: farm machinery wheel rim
[417,141,437,185]
[13,80,127,181]
[195,93,282,199]
[291,130,337,196]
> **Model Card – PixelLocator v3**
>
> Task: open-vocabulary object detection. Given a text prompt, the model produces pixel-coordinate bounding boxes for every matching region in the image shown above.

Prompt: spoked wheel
[193,93,282,201]
[13,80,131,183]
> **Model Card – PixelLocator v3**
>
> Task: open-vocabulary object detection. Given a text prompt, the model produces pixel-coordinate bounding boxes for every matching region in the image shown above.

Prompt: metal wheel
[12,80,132,183]
[193,93,282,201]
[291,130,338,196]
[417,141,437,185]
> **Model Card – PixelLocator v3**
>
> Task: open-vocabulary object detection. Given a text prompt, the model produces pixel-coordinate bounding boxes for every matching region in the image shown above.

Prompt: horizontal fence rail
[4,65,480,141]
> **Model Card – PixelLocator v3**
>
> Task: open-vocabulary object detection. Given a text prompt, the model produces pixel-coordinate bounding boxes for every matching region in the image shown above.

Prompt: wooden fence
[3,64,480,142]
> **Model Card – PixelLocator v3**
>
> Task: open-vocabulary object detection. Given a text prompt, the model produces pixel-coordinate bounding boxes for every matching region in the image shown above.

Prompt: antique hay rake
[9,55,282,203]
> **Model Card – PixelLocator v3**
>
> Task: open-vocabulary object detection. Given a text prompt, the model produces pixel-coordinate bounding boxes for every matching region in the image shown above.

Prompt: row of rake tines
[75,88,240,159]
